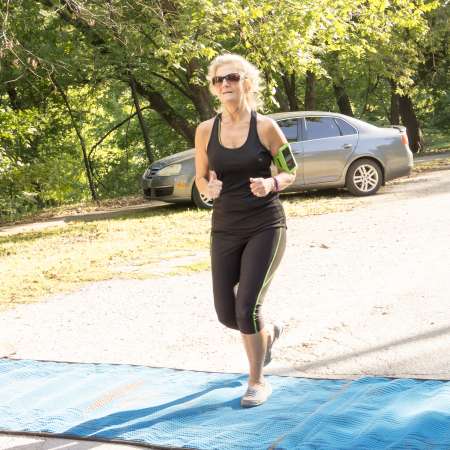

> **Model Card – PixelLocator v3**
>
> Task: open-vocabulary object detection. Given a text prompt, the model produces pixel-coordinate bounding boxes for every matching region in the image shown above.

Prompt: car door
[276,117,304,188]
[301,116,358,184]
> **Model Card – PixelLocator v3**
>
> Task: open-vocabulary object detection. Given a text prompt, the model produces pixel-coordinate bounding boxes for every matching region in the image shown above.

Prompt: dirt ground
[1,167,449,378]
[1,166,449,450]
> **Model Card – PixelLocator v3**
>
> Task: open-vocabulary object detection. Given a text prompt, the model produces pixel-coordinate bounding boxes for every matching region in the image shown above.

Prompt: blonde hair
[207,53,263,111]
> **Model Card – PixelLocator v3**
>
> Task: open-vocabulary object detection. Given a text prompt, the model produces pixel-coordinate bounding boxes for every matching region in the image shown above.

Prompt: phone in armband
[273,143,297,174]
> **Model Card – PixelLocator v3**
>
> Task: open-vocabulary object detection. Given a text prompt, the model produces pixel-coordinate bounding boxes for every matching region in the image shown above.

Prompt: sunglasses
[211,72,242,85]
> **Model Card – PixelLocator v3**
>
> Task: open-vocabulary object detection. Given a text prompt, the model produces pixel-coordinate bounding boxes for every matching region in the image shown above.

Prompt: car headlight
[157,163,182,176]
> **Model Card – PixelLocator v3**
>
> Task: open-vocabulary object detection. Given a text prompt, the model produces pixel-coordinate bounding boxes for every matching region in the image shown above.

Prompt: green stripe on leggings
[252,228,283,333]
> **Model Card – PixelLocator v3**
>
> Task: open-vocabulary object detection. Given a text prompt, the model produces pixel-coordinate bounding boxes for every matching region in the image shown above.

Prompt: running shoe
[240,381,272,408]
[264,323,283,367]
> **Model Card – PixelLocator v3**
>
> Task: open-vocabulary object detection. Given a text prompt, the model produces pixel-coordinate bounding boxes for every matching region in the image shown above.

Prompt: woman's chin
[221,95,238,103]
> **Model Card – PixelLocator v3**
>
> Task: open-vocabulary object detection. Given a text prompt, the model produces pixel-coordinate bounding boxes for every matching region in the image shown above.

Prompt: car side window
[304,117,341,140]
[334,118,357,136]
[277,118,299,142]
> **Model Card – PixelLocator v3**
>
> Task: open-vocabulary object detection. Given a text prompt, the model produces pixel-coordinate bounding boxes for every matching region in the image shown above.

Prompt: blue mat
[1,359,450,449]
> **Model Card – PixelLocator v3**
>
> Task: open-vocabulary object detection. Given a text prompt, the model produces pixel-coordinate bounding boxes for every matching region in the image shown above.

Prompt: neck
[222,99,251,123]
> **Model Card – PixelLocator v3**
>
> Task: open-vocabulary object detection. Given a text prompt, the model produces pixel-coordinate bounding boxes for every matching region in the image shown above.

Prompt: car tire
[346,158,382,196]
[192,183,214,209]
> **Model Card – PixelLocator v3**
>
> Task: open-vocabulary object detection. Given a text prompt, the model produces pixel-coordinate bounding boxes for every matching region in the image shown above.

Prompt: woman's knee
[236,303,263,334]
[213,283,239,330]
[217,312,239,330]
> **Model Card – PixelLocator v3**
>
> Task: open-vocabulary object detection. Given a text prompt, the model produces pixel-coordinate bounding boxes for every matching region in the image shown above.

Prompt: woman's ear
[243,77,252,93]
[209,82,220,98]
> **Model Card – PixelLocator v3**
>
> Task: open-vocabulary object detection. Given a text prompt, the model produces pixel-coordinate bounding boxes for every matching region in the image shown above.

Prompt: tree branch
[88,106,150,158]
[149,71,193,100]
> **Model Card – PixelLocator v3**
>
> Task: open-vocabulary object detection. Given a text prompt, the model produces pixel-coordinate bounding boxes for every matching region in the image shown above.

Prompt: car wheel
[346,158,382,196]
[192,183,214,209]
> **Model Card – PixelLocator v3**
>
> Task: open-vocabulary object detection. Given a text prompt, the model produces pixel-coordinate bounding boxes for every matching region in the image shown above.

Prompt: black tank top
[207,110,286,234]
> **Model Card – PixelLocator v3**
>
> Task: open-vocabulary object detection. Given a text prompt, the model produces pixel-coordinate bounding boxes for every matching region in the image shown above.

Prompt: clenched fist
[249,177,274,197]
[207,170,222,199]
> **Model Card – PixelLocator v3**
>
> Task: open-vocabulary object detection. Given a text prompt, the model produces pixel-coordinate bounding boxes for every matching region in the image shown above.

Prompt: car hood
[152,148,195,168]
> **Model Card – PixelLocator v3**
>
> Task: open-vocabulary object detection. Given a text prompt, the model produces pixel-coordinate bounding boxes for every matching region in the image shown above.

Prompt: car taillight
[401,133,409,146]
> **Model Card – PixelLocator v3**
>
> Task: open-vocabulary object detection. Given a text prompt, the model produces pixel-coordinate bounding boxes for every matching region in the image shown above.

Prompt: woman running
[195,54,296,407]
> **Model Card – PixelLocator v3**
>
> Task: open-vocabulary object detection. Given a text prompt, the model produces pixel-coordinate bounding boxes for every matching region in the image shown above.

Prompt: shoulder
[196,117,216,135]
[255,113,285,154]
[195,117,216,147]
[256,113,281,141]
[255,113,277,132]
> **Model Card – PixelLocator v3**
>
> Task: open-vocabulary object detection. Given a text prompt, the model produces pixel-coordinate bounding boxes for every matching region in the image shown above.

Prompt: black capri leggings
[210,227,286,334]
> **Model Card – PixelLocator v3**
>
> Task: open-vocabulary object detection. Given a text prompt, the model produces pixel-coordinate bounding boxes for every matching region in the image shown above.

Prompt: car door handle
[342,144,353,149]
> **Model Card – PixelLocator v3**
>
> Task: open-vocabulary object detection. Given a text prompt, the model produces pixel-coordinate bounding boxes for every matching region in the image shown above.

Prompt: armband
[272,143,297,174]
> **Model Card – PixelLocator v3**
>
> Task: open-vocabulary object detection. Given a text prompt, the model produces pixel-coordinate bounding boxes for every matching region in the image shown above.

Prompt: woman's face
[212,63,248,106]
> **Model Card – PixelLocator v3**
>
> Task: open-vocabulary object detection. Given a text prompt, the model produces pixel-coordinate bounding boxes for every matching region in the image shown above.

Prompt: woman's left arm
[250,117,297,197]
[265,119,296,191]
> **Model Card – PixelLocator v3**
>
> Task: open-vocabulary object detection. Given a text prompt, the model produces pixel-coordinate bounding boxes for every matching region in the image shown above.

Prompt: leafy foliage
[0,0,448,221]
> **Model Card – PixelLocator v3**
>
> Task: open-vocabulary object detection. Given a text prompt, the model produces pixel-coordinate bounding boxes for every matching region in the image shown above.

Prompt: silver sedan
[142,111,413,208]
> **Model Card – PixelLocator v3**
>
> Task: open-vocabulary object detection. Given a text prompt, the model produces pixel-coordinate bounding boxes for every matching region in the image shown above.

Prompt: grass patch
[423,129,450,153]
[0,193,365,310]
[166,260,211,276]
[282,190,363,217]
[0,206,211,311]
[413,157,450,173]
[0,194,148,227]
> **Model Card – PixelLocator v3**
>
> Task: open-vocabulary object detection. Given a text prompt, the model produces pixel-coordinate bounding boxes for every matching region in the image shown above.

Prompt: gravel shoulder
[1,168,449,381]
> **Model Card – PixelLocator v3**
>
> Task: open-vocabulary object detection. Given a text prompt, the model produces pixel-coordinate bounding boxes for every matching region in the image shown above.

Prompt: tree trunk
[389,80,400,124]
[6,86,20,110]
[398,94,424,153]
[282,72,299,111]
[333,83,354,117]
[304,70,316,110]
[186,59,215,120]
[52,77,98,202]
[32,182,45,208]
[129,74,154,164]
[274,87,289,111]
[189,85,215,120]
[133,80,195,146]
[327,52,354,116]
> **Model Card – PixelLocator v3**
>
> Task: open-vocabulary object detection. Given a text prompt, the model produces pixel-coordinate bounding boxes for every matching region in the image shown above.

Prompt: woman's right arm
[195,122,222,199]
[194,122,210,196]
